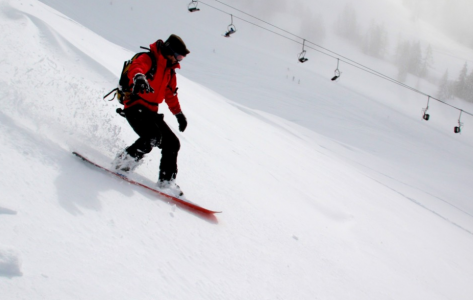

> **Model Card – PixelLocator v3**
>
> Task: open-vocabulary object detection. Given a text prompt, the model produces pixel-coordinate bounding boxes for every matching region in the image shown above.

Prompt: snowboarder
[112,34,190,197]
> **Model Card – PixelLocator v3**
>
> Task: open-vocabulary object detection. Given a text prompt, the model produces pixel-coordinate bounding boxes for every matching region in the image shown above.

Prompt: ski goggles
[168,45,185,62]
[174,53,185,62]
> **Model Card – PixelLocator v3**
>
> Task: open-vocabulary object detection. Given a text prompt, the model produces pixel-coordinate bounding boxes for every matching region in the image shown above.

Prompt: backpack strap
[106,44,167,113]
[140,46,158,81]
[119,50,158,93]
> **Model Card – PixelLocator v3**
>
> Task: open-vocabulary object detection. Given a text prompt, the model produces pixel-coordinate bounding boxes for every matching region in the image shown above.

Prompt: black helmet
[164,34,190,56]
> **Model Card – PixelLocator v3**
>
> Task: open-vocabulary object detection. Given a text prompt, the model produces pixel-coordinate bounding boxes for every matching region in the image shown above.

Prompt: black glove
[175,112,187,132]
[132,73,154,95]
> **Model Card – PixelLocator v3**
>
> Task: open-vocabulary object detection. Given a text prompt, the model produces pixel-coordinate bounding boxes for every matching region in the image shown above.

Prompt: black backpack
[104,47,157,105]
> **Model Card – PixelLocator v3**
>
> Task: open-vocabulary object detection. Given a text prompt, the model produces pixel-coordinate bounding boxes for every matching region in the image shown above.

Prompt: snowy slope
[1,0,473,299]
[37,0,473,224]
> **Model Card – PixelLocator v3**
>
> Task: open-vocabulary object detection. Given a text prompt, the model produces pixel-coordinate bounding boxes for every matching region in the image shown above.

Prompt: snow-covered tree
[419,44,434,79]
[407,41,422,76]
[335,3,359,43]
[395,38,430,81]
[437,69,454,100]
[454,62,468,99]
[394,39,411,81]
[465,70,473,102]
[362,20,388,59]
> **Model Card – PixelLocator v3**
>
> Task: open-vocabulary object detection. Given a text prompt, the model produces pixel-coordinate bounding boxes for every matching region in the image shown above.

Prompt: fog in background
[233,0,473,101]
[238,0,473,48]
[242,0,471,50]
[401,0,473,49]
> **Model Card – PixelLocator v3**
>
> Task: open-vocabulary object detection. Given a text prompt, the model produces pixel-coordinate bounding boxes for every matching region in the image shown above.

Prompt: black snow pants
[124,104,180,181]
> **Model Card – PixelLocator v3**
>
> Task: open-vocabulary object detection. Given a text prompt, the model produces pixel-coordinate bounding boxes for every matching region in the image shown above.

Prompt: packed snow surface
[1,0,473,299]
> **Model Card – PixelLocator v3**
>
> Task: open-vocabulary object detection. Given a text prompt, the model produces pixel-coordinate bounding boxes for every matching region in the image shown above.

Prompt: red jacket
[124,40,182,114]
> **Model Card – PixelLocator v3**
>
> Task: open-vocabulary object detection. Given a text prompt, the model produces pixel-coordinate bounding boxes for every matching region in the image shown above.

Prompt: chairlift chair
[188,0,200,12]
[224,15,237,37]
[298,40,308,63]
[331,70,341,81]
[422,96,431,121]
[454,110,464,133]
[298,51,308,63]
[224,25,236,37]
[331,59,341,81]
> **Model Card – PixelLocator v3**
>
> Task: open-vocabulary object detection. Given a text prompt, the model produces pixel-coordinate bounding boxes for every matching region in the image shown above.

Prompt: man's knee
[170,136,181,152]
[162,134,180,152]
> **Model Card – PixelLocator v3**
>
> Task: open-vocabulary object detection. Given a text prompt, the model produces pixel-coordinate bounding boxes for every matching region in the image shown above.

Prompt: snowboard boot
[157,179,184,198]
[111,150,142,174]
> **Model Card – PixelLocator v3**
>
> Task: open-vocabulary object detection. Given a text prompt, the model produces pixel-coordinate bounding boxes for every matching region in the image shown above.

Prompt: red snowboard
[73,152,221,215]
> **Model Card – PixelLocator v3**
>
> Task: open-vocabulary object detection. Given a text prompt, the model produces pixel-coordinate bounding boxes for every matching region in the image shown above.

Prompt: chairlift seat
[224,26,236,38]
[188,1,200,12]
